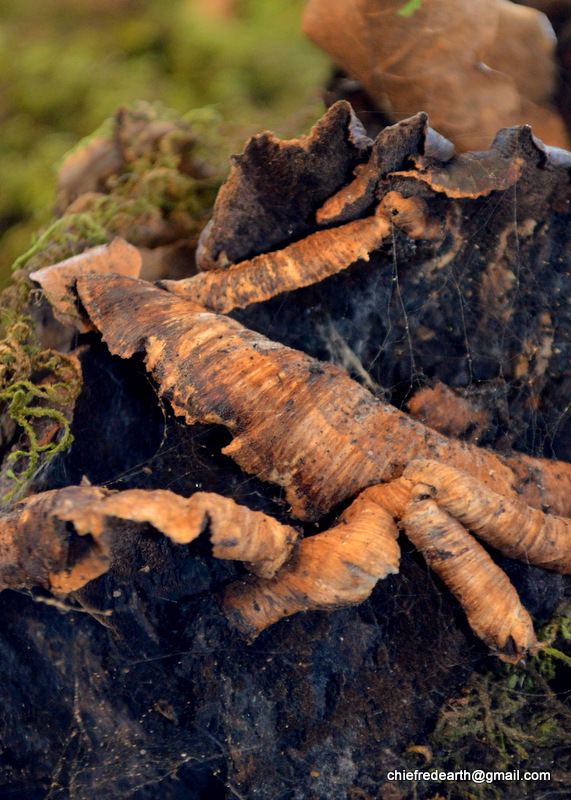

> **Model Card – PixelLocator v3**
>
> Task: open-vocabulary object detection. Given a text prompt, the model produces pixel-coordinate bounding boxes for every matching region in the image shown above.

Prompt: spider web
[230,172,571,466]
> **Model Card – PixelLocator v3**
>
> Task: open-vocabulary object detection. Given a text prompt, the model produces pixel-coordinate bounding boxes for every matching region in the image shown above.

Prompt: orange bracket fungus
[5,102,571,669]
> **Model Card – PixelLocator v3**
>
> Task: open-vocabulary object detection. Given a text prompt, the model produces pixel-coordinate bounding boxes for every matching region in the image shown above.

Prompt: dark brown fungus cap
[195,100,372,270]
[316,112,451,225]
[392,124,571,198]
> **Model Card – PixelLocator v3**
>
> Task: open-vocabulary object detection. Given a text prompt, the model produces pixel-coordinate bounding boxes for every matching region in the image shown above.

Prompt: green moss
[418,605,571,799]
[0,0,329,280]
[11,214,109,276]
[0,371,79,502]
[397,0,422,17]
[12,102,223,276]
[0,101,227,498]
[0,281,82,501]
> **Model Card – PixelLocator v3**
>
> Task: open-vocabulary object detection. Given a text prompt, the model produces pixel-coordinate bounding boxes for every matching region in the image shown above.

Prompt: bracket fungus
[2,101,570,670]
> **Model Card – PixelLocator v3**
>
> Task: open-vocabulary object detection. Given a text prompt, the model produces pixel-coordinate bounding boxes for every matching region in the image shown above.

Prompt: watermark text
[387,769,550,784]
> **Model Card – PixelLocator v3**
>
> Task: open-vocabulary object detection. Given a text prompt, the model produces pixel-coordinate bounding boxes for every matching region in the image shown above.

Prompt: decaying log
[2,95,571,797]
[21,107,571,633]
[3,103,568,674]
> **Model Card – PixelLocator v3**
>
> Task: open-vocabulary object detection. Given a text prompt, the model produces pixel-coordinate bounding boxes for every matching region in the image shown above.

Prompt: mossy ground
[0,0,329,282]
[0,100,229,497]
[405,604,571,799]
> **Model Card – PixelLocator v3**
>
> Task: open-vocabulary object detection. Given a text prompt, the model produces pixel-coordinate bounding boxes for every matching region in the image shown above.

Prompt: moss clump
[0,280,81,500]
[13,102,223,278]
[417,605,571,800]
[0,358,80,501]
[0,101,225,498]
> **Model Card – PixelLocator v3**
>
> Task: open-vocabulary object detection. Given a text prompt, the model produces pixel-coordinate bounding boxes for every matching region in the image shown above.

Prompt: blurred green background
[0,0,329,284]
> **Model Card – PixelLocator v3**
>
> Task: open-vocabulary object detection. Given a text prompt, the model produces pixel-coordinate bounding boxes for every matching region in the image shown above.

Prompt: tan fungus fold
[160,211,391,313]
[0,486,300,592]
[402,486,539,663]
[223,486,400,639]
[403,459,571,573]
